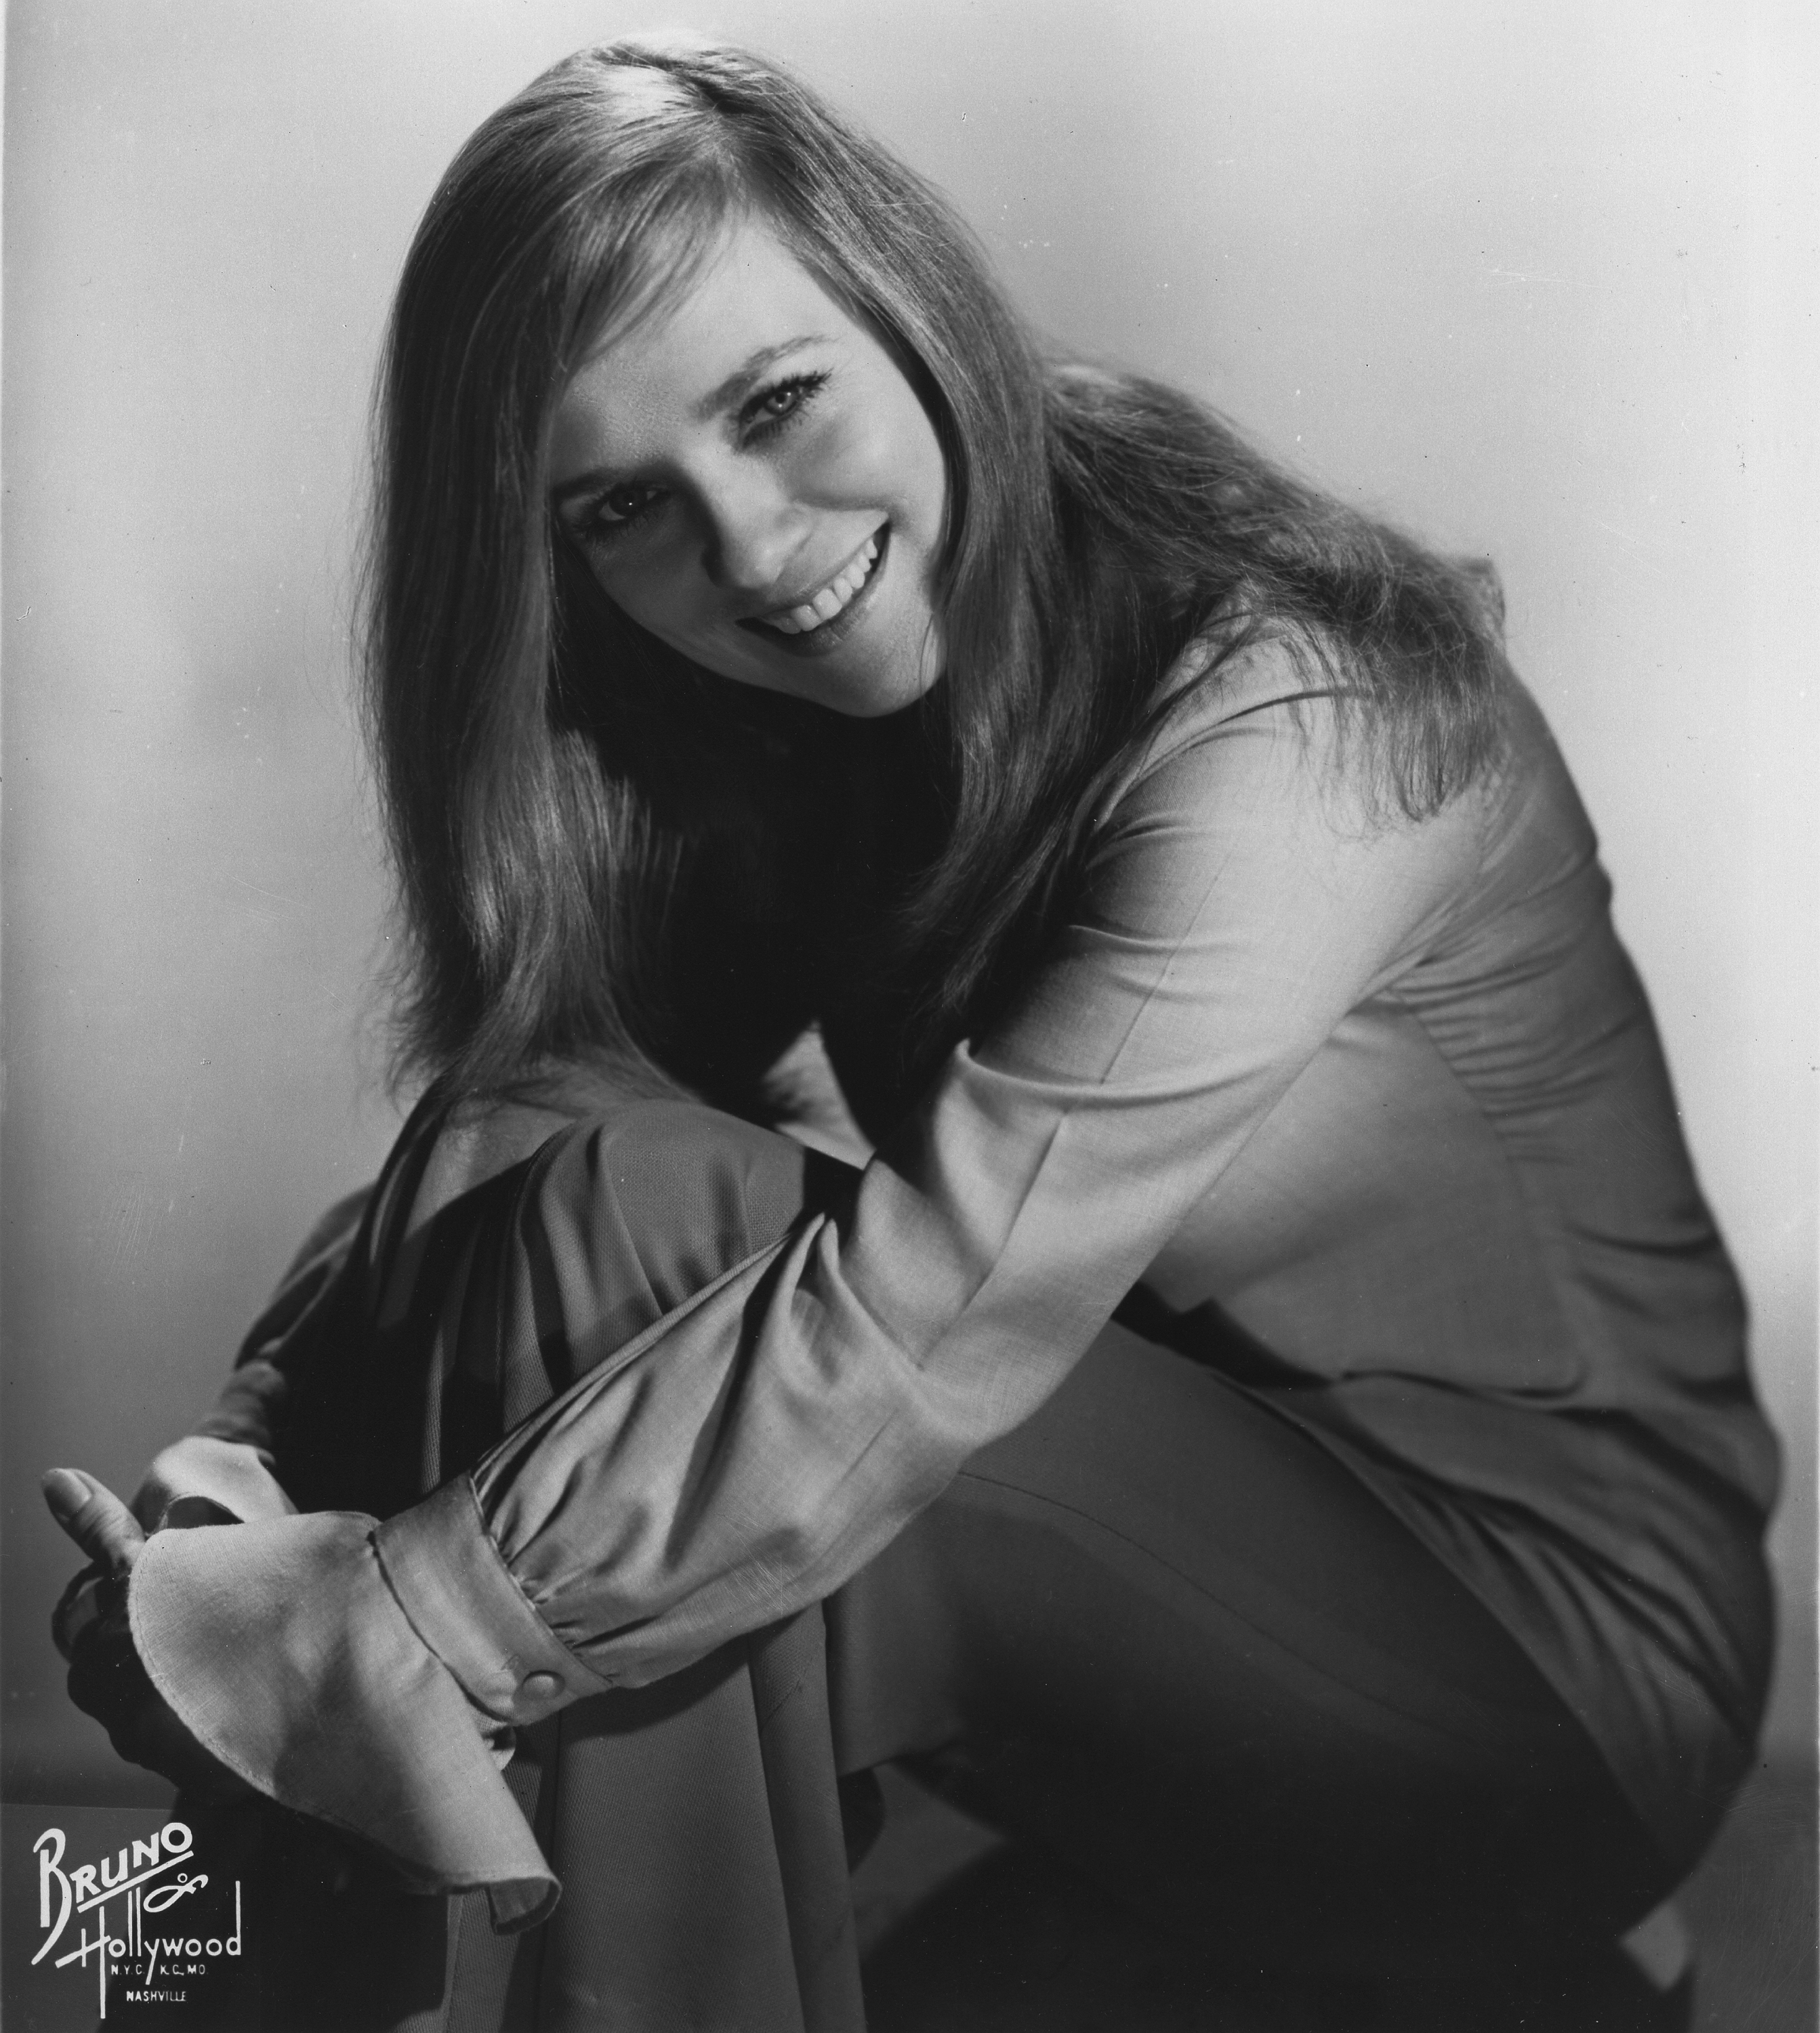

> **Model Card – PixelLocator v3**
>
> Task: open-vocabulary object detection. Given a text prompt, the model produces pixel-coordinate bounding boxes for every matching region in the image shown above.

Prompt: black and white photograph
[3,5,1814,2028]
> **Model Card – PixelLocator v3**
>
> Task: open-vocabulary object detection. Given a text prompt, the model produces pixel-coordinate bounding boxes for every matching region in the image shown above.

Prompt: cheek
[878,401,948,542]
[785,409,892,505]
[587,549,700,642]
[800,400,943,530]
[907,424,948,542]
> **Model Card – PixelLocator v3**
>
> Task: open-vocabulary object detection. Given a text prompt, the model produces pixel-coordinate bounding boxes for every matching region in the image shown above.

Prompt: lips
[763,534,881,634]
[739,527,889,658]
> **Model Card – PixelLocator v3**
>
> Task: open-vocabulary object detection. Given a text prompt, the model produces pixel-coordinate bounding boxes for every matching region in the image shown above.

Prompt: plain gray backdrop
[3,0,1815,1805]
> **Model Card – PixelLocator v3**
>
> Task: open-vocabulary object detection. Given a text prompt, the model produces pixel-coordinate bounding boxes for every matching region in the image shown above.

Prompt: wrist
[374,1477,615,1726]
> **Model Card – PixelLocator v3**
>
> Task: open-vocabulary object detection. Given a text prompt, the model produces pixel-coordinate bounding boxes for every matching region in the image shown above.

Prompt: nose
[695,464,808,597]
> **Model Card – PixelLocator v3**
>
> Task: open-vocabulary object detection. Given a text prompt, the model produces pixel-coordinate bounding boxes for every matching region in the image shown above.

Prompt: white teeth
[761,535,881,636]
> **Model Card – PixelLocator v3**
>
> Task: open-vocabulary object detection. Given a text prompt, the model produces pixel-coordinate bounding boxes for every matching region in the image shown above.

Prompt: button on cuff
[375,1477,613,1725]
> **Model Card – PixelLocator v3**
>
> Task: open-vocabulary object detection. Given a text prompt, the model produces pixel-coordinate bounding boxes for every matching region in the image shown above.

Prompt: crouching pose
[49,39,1775,2032]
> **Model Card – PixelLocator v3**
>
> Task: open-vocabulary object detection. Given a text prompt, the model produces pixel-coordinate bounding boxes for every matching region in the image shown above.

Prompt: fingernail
[42,1469,91,1523]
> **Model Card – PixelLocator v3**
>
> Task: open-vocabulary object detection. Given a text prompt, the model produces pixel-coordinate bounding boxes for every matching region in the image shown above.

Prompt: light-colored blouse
[126,639,1778,1925]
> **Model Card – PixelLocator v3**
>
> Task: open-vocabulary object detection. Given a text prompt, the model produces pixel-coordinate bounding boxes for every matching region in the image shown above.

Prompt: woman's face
[550,216,949,718]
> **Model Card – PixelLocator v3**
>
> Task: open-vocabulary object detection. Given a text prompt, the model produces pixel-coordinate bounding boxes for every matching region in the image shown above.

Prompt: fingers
[45,1483,253,1809]
[43,1468,148,1575]
[64,1627,251,1803]
[51,1570,115,1663]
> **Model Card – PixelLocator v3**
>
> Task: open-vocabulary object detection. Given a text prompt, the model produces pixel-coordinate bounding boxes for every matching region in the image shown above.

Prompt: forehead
[550,218,852,475]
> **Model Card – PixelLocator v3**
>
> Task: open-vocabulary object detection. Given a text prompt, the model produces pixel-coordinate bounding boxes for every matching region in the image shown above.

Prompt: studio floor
[5,1740,1808,2028]
[854,1759,1817,2032]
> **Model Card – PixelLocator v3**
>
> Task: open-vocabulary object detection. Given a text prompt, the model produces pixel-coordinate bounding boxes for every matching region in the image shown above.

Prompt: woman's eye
[571,484,662,544]
[745,371,829,436]
[600,484,659,524]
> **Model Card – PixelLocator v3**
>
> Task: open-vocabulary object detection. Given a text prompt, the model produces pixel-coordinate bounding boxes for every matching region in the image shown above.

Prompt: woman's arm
[119,1183,375,1529]
[401,656,1489,1695]
[108,645,1498,1910]
[47,1189,373,1756]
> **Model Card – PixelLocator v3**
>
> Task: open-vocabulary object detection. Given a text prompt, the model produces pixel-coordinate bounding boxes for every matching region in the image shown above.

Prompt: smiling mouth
[739,528,887,657]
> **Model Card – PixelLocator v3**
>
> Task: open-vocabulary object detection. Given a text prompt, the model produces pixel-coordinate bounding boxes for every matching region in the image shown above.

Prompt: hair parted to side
[367,37,1508,1115]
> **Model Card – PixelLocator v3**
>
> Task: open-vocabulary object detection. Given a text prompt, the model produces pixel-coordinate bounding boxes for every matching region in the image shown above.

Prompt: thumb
[44,1468,148,1575]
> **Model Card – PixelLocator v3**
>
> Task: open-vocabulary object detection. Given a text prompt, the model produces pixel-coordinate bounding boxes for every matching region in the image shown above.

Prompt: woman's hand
[43,1466,251,1803]
[45,1466,145,1577]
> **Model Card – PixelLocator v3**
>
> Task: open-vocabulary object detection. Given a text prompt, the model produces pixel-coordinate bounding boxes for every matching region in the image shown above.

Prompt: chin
[719,644,943,718]
[815,664,943,719]
[816,634,947,720]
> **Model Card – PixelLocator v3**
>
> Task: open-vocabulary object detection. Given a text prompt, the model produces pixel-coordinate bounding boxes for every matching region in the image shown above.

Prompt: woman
[47,37,1776,2032]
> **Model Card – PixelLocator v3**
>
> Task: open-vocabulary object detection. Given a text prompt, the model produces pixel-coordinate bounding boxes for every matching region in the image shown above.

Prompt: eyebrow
[549,334,830,508]
[692,334,828,422]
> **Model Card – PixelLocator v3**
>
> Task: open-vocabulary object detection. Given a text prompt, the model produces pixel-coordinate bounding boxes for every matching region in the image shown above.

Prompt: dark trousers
[236,1103,1669,2033]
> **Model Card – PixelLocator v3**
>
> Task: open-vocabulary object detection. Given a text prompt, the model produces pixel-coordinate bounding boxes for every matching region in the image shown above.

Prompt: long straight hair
[367,41,1507,1113]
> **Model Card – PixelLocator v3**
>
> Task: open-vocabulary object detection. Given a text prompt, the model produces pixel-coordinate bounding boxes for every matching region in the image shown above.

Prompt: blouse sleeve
[125,649,1493,1912]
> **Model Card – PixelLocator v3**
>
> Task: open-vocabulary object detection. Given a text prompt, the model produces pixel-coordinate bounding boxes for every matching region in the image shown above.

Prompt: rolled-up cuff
[129,1513,559,1933]
[375,1477,616,1725]
[132,1433,297,1533]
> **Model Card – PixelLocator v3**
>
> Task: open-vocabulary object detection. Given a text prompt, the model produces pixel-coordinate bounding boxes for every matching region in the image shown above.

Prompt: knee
[525,1099,837,1342]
